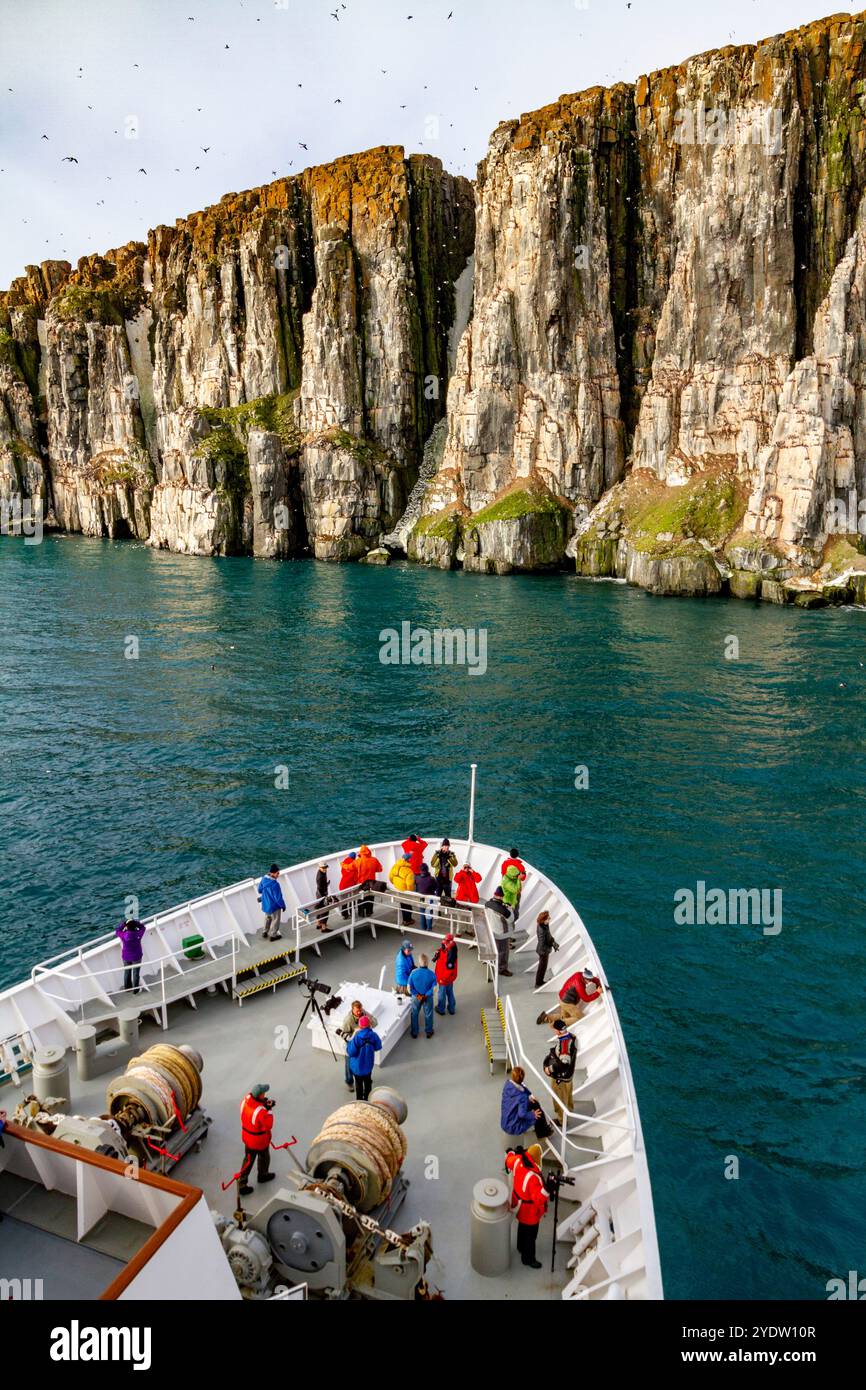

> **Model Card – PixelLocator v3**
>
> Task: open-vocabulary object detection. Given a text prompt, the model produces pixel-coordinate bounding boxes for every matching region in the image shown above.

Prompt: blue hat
[348,851,357,859]
[401,939,412,950]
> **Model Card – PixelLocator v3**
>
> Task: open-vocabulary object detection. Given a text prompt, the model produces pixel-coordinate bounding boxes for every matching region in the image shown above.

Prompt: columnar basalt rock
[413,9,866,597]
[5,11,866,605]
[0,150,474,559]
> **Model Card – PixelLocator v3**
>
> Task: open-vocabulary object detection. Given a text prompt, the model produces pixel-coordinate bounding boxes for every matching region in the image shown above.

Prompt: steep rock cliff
[6,9,866,606]
[412,9,866,598]
[0,149,474,558]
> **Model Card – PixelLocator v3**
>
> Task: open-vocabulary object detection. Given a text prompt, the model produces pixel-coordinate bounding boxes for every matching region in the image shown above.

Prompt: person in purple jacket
[115,919,146,994]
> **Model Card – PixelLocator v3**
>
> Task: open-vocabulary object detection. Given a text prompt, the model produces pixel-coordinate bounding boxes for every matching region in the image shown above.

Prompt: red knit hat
[358,1015,370,1028]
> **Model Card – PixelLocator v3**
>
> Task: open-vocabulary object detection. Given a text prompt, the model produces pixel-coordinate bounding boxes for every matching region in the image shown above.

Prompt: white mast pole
[468,762,477,849]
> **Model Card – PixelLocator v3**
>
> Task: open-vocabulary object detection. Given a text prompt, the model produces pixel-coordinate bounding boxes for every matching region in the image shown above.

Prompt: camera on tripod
[544,1171,576,1199]
[298,977,331,997]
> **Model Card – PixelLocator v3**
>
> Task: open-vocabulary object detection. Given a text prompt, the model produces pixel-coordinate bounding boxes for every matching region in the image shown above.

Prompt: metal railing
[503,995,635,1171]
[289,883,483,963]
[31,927,245,1030]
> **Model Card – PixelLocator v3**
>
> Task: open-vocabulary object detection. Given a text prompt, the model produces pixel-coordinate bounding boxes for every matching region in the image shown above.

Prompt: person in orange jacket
[338,850,358,920]
[454,863,481,905]
[506,1142,548,1268]
[401,833,428,875]
[355,844,383,919]
[239,1083,277,1196]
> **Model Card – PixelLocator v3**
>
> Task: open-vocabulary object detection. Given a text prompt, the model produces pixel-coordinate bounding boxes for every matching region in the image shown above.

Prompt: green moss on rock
[200,390,300,452]
[470,487,567,526]
[629,474,745,556]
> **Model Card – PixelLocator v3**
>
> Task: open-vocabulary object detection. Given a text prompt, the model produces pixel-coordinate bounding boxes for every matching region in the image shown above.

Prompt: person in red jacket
[433,933,459,1016]
[239,1083,277,1195]
[501,847,527,881]
[536,967,603,1026]
[338,851,358,920]
[506,1142,548,1269]
[355,845,383,919]
[454,863,481,905]
[401,833,428,875]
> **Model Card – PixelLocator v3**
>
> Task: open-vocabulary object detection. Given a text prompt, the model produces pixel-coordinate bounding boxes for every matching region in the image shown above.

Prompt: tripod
[284,986,340,1064]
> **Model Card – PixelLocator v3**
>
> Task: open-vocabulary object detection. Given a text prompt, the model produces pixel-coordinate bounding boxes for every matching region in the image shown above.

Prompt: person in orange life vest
[239,1083,277,1195]
[433,933,459,1016]
[355,845,383,919]
[454,863,481,905]
[506,1142,548,1269]
[401,833,428,875]
[338,851,358,920]
[544,1018,578,1123]
[536,966,603,1027]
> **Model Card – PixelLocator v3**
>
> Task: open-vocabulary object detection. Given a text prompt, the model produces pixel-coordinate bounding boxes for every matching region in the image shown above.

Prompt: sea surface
[1,533,864,1300]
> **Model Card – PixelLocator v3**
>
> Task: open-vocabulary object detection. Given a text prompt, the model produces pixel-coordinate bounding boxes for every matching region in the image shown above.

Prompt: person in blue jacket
[257,864,286,941]
[394,940,415,995]
[346,1016,382,1101]
[501,1065,544,1152]
[407,953,437,1039]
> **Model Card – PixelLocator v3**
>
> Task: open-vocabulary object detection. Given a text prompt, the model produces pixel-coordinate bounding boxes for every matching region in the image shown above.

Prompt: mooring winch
[11,1042,210,1171]
[213,1086,437,1300]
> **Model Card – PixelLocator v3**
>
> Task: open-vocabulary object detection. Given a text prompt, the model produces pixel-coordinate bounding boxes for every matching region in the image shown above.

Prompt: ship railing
[31,927,246,1030]
[289,883,482,963]
[503,994,635,1171]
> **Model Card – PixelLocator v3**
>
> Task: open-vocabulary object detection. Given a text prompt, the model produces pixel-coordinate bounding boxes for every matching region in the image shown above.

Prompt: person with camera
[535,910,559,988]
[536,966,603,1027]
[346,1015,382,1102]
[407,953,437,1038]
[239,1083,277,1195]
[500,1065,550,1152]
[485,887,514,977]
[313,861,335,932]
[505,1142,548,1269]
[544,1019,578,1123]
[431,839,457,896]
[337,999,379,1090]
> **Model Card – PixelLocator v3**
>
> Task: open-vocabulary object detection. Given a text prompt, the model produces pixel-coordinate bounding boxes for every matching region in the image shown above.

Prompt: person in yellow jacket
[389,852,416,926]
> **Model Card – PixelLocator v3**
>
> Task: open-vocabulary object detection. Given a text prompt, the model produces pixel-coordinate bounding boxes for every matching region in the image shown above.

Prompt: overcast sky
[0,0,847,286]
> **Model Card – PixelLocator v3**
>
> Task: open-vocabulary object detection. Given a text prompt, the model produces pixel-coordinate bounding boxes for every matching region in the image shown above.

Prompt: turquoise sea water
[1,533,864,1300]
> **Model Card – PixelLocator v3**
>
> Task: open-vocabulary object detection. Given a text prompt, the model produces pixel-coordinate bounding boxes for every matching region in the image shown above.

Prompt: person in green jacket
[501,863,523,921]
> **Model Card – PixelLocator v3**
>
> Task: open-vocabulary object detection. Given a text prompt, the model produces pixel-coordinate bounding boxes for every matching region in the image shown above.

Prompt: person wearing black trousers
[535,910,559,988]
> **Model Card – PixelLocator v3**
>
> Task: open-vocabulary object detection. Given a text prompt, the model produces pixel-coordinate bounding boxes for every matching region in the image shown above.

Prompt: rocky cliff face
[5,11,866,605]
[0,149,474,559]
[411,8,866,599]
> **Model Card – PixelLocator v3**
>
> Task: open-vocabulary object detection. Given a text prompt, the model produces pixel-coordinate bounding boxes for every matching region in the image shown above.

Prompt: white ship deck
[0,837,663,1301]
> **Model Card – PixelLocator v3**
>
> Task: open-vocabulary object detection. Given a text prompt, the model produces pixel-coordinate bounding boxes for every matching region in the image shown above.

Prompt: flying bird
[331,10,339,18]
[201,146,210,152]
[299,141,308,149]
[41,134,49,140]
[138,167,147,174]
[61,155,78,162]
